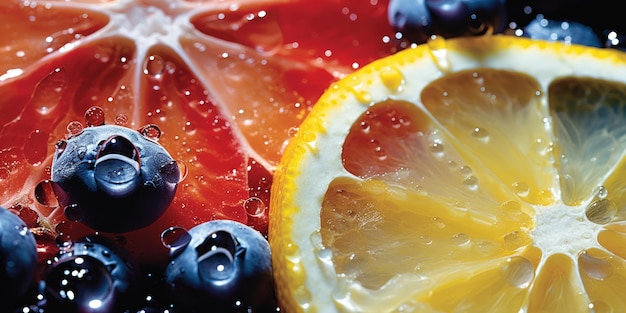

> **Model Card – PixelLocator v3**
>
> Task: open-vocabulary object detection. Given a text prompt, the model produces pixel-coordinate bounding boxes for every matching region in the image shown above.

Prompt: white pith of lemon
[269,35,626,313]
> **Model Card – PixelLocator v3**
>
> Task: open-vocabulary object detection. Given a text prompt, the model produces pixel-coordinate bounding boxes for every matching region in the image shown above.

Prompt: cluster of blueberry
[1,121,276,312]
[388,0,626,49]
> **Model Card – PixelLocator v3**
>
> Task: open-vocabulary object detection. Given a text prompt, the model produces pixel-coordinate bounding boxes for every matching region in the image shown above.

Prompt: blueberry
[522,15,602,47]
[43,236,139,312]
[164,220,275,312]
[51,124,180,233]
[389,0,507,43]
[0,206,38,306]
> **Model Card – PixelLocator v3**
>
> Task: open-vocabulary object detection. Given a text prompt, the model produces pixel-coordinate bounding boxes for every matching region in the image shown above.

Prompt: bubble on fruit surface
[426,35,450,72]
[588,300,611,313]
[471,127,489,142]
[161,226,191,258]
[512,182,530,197]
[450,233,470,246]
[45,255,114,308]
[593,186,608,199]
[463,176,478,190]
[114,113,129,126]
[429,142,444,157]
[85,106,105,126]
[579,250,614,280]
[24,129,48,165]
[196,230,239,281]
[503,231,531,251]
[64,203,84,222]
[30,67,66,115]
[244,197,266,217]
[35,180,67,209]
[501,256,534,288]
[585,198,617,224]
[160,159,186,183]
[144,54,165,77]
[66,120,84,136]
[139,124,162,140]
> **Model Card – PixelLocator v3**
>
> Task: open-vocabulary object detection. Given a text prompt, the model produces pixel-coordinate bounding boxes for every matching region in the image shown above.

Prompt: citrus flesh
[270,35,626,312]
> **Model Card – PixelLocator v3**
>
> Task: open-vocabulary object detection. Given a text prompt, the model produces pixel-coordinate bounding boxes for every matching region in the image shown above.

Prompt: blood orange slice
[0,0,398,263]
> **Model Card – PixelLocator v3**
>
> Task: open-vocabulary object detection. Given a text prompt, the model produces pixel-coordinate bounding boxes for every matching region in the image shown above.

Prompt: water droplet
[579,250,613,280]
[66,121,84,136]
[471,127,489,142]
[160,159,185,184]
[503,231,531,251]
[586,198,617,224]
[352,86,371,103]
[379,66,404,92]
[418,235,433,245]
[64,203,83,222]
[114,113,128,126]
[512,182,530,197]
[426,35,450,72]
[431,217,445,229]
[450,233,470,246]
[244,197,266,217]
[55,233,73,252]
[24,129,48,166]
[588,300,611,313]
[429,142,444,157]
[196,230,240,281]
[463,176,479,190]
[161,226,191,258]
[30,67,66,115]
[139,124,161,140]
[288,126,299,137]
[593,186,608,199]
[84,106,105,126]
[502,256,534,288]
[35,180,67,209]
[183,121,196,134]
[44,255,114,308]
[144,55,165,77]
[459,165,472,175]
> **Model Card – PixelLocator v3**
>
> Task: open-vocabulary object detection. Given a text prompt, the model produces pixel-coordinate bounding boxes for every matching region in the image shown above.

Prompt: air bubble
[84,106,105,126]
[586,198,617,225]
[35,180,67,209]
[588,300,611,313]
[114,114,128,126]
[196,230,239,282]
[161,226,191,258]
[450,233,470,246]
[459,165,472,175]
[66,121,84,136]
[431,217,445,229]
[512,182,530,197]
[429,142,444,157]
[30,67,65,115]
[471,127,489,141]
[503,231,531,251]
[593,186,608,199]
[139,124,162,140]
[463,176,479,190]
[64,203,83,222]
[244,197,266,217]
[161,159,187,183]
[501,256,534,288]
[144,55,165,76]
[579,250,613,280]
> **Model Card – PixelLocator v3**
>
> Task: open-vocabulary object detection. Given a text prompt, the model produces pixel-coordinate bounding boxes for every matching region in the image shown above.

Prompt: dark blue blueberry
[0,206,38,306]
[43,236,139,312]
[388,0,507,43]
[164,220,275,312]
[50,124,180,233]
[522,15,602,47]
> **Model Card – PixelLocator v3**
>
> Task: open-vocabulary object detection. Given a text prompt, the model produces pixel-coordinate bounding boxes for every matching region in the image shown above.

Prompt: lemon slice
[269,35,626,313]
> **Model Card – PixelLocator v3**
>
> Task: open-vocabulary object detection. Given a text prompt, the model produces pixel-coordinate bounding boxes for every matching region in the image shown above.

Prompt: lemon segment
[269,35,626,313]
